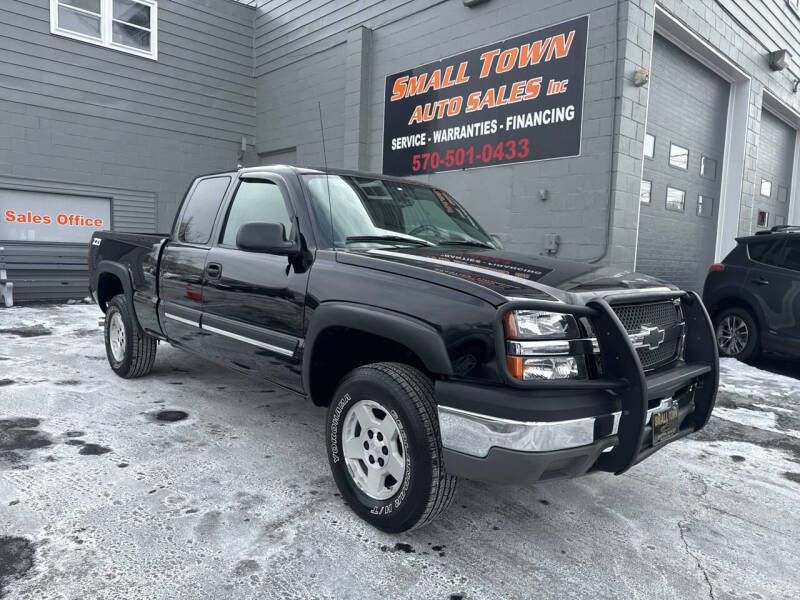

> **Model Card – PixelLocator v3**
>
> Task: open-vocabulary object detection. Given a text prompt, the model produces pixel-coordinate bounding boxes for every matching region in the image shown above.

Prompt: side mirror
[236,222,297,255]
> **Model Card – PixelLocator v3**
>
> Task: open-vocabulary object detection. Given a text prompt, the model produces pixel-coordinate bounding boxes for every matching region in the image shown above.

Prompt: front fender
[302,302,453,394]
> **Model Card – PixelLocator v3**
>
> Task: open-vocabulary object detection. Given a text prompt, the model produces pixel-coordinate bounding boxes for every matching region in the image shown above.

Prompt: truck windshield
[303,174,496,249]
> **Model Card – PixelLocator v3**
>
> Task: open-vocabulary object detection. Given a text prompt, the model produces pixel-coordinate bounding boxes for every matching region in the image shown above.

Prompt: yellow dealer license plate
[652,404,680,445]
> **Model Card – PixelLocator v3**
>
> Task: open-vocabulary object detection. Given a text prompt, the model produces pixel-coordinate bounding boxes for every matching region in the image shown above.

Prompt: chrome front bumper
[438,405,622,458]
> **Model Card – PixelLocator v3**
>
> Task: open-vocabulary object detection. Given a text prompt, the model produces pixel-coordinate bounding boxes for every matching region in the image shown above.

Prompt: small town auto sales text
[389,29,576,126]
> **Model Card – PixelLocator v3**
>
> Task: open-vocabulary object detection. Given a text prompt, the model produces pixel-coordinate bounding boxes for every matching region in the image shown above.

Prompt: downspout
[588,0,625,263]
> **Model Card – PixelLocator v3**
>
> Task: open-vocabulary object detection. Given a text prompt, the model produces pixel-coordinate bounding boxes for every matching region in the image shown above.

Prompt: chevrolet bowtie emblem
[631,324,666,350]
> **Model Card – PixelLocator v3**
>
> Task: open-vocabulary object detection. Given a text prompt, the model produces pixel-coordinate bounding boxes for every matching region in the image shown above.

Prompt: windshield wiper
[437,240,494,249]
[345,235,435,247]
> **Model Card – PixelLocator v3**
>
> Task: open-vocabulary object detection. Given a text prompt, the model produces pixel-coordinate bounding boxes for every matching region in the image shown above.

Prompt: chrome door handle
[751,278,769,285]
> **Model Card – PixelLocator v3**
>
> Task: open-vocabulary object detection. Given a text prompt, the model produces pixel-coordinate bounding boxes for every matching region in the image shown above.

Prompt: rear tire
[326,362,457,532]
[714,307,760,361]
[104,294,157,378]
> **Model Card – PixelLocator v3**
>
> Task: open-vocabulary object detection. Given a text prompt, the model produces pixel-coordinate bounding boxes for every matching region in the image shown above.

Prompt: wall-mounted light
[632,68,649,86]
[769,49,791,71]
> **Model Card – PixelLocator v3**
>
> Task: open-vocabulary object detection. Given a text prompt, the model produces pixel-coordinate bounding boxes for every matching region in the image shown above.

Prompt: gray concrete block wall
[343,26,372,170]
[0,0,257,232]
[253,0,625,263]
[4,0,800,283]
[251,0,800,270]
[377,0,622,262]
[255,42,346,168]
[607,0,655,269]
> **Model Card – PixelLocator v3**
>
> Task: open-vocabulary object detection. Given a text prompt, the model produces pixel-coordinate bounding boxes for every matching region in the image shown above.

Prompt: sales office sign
[382,16,588,177]
[0,190,110,244]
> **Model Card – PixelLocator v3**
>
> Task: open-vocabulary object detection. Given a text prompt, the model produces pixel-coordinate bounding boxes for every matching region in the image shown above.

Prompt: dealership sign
[0,190,110,243]
[382,16,588,176]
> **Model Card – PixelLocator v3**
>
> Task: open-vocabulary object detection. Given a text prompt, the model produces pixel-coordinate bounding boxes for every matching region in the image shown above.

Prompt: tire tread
[341,362,458,530]
[107,295,157,378]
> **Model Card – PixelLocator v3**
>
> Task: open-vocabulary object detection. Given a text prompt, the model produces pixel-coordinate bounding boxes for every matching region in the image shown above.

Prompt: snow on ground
[2,304,800,599]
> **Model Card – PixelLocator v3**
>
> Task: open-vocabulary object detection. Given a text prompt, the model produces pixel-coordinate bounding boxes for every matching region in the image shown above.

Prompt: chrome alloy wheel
[108,311,126,362]
[342,399,406,500]
[716,314,749,356]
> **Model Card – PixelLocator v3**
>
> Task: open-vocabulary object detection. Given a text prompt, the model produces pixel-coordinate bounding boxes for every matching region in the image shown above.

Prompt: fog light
[523,356,579,380]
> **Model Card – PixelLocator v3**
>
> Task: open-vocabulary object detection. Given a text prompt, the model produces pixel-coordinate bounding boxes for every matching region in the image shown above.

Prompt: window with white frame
[50,0,157,60]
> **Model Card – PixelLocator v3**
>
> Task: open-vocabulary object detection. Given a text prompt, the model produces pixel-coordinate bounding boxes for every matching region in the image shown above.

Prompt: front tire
[714,307,759,361]
[326,362,457,532]
[104,294,157,378]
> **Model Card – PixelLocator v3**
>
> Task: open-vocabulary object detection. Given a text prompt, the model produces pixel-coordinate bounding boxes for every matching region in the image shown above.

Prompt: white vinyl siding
[50,0,157,60]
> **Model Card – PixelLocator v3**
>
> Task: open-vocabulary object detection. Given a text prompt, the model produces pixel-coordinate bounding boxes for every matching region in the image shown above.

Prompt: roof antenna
[318,101,335,245]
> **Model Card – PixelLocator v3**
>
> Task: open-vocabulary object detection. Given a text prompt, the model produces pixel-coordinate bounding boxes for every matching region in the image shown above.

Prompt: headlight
[504,310,579,339]
[504,309,585,381]
[507,355,584,380]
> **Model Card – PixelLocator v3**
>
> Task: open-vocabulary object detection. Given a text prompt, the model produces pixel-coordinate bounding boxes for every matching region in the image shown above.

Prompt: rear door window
[783,239,800,272]
[178,176,231,245]
[748,239,785,267]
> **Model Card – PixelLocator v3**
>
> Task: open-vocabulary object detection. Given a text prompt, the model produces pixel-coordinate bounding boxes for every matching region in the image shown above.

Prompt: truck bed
[92,231,171,247]
[89,230,171,337]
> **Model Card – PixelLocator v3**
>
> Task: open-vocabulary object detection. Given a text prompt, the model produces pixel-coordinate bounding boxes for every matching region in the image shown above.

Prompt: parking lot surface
[2,304,799,599]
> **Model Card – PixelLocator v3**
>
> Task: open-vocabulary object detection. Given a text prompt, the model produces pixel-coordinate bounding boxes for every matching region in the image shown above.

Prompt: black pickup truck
[88,165,718,532]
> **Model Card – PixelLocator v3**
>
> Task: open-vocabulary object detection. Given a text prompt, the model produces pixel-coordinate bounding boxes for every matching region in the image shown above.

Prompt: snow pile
[714,357,800,439]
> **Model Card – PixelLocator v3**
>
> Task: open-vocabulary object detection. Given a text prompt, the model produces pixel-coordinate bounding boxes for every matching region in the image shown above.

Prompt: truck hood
[341,246,678,304]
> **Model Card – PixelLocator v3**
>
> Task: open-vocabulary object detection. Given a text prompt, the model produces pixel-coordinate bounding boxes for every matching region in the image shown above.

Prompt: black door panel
[745,239,800,343]
[159,244,207,351]
[158,175,233,352]
[746,266,800,340]
[202,251,305,336]
[201,175,309,390]
[202,248,307,389]
[202,312,299,356]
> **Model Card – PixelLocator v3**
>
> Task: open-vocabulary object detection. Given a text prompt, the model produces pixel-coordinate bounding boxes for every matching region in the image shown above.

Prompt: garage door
[754,109,795,230]
[636,35,730,293]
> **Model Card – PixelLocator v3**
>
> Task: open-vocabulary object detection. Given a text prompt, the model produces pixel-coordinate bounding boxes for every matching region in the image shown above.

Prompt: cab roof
[235,165,437,188]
